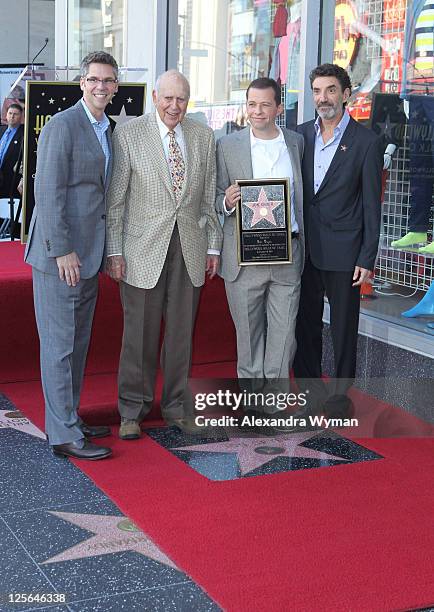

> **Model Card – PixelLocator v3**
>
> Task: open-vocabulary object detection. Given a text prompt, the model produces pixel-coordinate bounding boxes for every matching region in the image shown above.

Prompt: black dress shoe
[52,440,112,460]
[80,423,111,438]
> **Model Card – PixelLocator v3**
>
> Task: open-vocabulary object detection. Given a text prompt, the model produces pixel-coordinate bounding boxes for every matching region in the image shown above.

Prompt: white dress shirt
[155,111,187,162]
[224,126,298,233]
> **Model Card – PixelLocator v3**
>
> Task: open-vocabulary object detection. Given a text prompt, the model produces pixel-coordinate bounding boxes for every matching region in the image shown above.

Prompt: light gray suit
[216,126,305,393]
[25,100,112,444]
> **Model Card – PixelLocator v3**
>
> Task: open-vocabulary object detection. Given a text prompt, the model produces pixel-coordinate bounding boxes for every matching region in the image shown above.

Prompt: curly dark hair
[309,63,352,95]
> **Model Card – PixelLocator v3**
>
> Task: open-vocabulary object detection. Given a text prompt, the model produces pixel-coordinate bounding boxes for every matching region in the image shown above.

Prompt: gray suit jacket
[106,111,222,289]
[25,100,112,278]
[216,126,305,282]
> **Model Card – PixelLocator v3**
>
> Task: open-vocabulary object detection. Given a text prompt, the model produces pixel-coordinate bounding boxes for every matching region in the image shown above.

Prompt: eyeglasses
[85,77,118,85]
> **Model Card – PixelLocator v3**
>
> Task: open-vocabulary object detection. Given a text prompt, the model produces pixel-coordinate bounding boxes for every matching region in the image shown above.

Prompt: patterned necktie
[168,130,185,201]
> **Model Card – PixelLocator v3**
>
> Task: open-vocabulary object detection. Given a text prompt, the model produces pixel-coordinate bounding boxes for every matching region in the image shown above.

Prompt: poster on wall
[0,66,26,124]
[333,0,369,121]
[21,81,147,241]
[0,65,47,124]
[380,0,406,94]
[333,0,360,69]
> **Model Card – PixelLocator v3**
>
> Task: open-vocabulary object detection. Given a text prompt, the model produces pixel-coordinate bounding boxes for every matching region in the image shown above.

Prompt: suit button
[101,214,106,219]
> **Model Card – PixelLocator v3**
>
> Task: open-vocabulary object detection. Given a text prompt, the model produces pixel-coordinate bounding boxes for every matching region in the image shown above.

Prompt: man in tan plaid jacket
[106,70,222,439]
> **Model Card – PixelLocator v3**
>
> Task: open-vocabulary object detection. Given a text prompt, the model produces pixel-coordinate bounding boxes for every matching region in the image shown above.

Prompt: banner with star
[369,92,407,148]
[236,178,292,265]
[20,80,146,241]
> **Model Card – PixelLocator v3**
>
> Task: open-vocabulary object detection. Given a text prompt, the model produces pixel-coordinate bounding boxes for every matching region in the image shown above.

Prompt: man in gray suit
[216,77,304,420]
[106,70,222,439]
[25,51,119,460]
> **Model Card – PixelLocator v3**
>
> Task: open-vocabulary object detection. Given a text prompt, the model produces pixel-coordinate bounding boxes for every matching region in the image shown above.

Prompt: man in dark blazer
[25,51,119,460]
[0,104,24,199]
[294,63,383,416]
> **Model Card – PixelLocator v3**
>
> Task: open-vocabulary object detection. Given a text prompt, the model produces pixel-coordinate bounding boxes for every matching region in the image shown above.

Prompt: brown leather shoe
[80,423,111,438]
[52,440,112,460]
[119,418,141,440]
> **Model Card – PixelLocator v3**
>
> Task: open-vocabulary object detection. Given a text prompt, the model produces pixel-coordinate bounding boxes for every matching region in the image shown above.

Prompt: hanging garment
[273,4,288,38]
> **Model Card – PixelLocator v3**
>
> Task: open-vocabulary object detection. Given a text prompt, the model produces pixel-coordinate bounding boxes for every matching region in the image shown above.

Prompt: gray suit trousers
[224,238,302,397]
[32,269,98,445]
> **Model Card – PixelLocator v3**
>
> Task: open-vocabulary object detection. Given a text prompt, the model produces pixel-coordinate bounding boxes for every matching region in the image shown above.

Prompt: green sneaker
[391,232,427,248]
[418,242,434,254]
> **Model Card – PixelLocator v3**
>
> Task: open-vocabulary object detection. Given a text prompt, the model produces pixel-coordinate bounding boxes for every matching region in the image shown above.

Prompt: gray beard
[317,106,338,120]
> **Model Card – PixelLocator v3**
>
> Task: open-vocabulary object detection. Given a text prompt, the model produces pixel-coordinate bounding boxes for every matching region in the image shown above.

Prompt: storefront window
[67,0,124,68]
[332,0,434,335]
[177,0,302,134]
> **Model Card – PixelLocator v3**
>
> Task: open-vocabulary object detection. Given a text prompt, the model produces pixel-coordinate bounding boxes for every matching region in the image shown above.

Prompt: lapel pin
[340,144,347,152]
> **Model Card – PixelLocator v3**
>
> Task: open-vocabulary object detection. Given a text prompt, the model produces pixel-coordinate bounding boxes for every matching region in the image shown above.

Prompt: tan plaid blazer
[106,111,222,288]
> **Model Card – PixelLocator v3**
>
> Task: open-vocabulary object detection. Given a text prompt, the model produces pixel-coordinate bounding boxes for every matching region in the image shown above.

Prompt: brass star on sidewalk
[42,512,178,568]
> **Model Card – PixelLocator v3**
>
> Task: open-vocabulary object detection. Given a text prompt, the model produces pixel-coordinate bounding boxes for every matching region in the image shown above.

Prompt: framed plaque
[235,178,292,266]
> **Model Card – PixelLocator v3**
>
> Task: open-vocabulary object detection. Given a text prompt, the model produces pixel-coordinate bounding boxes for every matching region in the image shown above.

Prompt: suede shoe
[119,418,141,440]
[52,440,112,460]
[80,423,111,438]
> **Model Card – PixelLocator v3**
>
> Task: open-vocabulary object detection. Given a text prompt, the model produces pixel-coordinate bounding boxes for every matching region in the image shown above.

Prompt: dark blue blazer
[298,116,383,272]
[0,124,24,198]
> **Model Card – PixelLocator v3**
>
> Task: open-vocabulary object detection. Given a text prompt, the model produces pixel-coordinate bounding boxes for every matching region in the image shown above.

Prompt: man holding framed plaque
[216,77,304,411]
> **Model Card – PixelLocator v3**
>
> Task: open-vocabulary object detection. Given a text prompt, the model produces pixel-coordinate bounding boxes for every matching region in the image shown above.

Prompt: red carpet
[2,242,434,610]
[0,243,237,385]
[79,436,434,612]
[4,376,434,611]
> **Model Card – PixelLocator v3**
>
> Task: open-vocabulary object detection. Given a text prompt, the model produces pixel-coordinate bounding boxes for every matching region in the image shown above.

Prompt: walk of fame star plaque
[235,178,292,265]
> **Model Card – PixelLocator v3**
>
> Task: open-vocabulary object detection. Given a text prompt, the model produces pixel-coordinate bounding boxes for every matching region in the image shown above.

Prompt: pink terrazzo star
[243,187,282,227]
[175,432,346,476]
[42,512,178,568]
[0,409,45,439]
